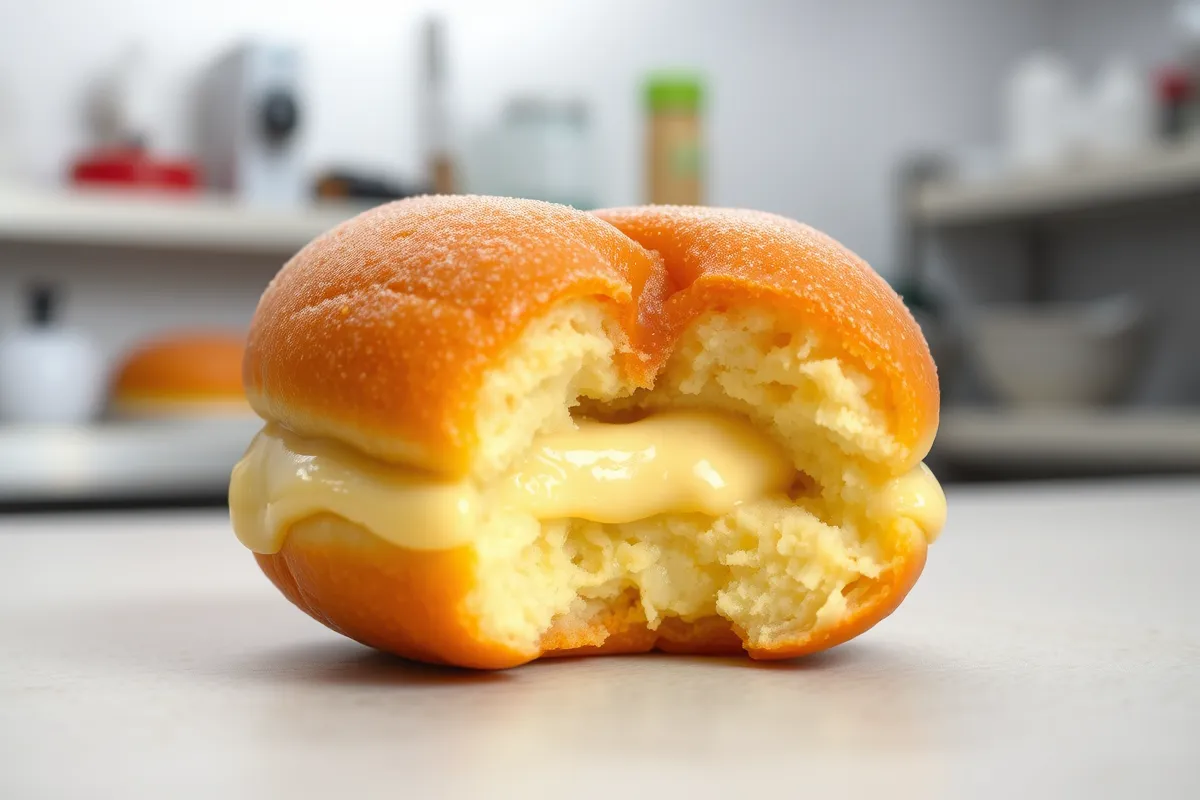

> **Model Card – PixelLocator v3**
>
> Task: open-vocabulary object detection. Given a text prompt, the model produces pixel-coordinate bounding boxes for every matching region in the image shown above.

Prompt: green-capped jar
[645,74,704,205]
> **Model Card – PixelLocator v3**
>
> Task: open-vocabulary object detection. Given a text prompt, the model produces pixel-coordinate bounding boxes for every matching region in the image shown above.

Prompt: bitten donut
[230,195,945,669]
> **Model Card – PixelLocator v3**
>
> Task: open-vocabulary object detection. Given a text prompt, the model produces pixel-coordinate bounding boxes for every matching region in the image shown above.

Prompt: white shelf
[912,143,1200,224]
[0,186,367,254]
[936,408,1200,470]
[0,417,261,503]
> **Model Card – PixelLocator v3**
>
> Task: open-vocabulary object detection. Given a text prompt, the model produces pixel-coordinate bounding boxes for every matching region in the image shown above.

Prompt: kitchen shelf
[0,186,366,254]
[936,408,1200,471]
[0,418,261,504]
[912,142,1200,225]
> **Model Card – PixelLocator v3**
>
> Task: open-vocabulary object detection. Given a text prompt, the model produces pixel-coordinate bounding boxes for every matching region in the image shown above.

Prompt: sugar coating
[595,205,938,461]
[244,196,937,478]
[240,196,942,657]
[244,196,665,474]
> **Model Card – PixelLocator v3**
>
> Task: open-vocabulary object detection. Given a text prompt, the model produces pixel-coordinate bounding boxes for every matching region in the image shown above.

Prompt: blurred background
[1,0,1199,510]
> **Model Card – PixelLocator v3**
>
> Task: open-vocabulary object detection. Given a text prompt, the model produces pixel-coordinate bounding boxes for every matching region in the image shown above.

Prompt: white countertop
[0,186,361,254]
[2,480,1199,799]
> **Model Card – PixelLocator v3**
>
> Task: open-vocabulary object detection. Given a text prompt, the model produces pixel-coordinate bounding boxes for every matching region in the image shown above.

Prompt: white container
[1004,53,1080,171]
[1085,58,1154,157]
[0,287,103,425]
[488,97,595,208]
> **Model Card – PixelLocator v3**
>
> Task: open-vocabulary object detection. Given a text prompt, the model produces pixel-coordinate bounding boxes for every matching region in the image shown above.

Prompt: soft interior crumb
[460,300,911,652]
[467,500,885,651]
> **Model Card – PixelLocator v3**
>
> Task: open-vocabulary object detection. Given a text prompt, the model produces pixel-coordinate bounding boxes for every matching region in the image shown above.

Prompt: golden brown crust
[111,332,247,403]
[256,515,927,666]
[257,515,532,670]
[244,196,666,476]
[244,197,941,667]
[245,197,937,475]
[592,205,940,467]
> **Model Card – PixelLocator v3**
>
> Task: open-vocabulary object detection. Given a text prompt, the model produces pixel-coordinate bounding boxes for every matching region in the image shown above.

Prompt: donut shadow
[240,639,512,686]
[245,636,897,687]
[741,641,889,670]
[32,591,913,687]
[519,636,900,673]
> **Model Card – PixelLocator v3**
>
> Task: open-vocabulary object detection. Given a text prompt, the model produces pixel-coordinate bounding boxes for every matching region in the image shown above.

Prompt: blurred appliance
[0,285,102,425]
[196,43,307,207]
[970,296,1151,407]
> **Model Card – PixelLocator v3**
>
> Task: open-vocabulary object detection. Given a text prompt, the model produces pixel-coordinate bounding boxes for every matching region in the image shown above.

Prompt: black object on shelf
[314,170,422,202]
[28,284,60,327]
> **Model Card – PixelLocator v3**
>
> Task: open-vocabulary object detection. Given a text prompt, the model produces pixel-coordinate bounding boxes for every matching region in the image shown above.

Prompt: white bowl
[971,297,1150,407]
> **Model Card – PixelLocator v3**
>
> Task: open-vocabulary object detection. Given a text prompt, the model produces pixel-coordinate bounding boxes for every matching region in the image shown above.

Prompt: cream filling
[870,463,947,544]
[231,410,787,553]
[228,410,947,555]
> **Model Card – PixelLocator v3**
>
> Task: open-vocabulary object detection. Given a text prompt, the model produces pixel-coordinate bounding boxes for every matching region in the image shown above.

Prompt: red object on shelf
[1155,66,1196,140]
[70,147,201,191]
[1156,67,1193,103]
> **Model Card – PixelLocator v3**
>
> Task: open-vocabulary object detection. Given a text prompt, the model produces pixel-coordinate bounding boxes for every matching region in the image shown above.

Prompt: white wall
[0,0,1050,272]
[1049,0,1184,73]
[0,0,1055,375]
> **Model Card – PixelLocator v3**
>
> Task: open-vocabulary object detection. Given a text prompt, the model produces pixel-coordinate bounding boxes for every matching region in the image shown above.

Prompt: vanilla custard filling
[229,410,946,554]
